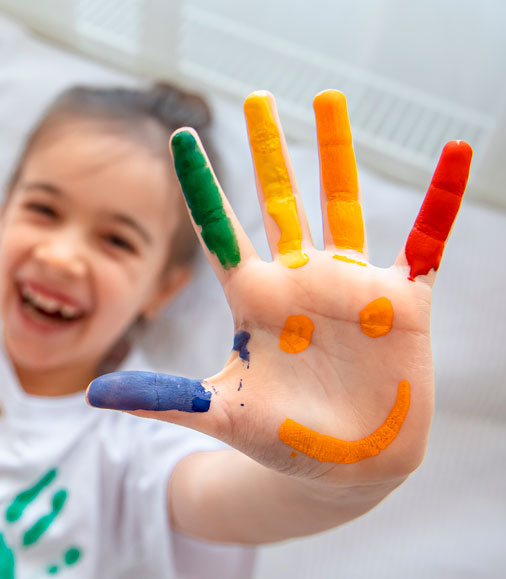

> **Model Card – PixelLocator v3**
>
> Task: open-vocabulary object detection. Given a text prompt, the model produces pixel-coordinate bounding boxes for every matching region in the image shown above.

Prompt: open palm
[88,90,472,487]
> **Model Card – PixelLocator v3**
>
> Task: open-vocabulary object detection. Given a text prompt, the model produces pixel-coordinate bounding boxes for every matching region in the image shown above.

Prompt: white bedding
[1,13,505,578]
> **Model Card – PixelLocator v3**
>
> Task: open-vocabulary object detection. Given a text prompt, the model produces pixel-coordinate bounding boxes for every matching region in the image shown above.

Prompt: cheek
[92,256,159,331]
[0,228,27,287]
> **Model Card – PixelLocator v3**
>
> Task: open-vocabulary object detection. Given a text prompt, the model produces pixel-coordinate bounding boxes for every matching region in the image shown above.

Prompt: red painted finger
[405,141,472,281]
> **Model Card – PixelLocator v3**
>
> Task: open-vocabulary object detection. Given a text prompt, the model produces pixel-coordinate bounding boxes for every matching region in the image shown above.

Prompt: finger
[86,371,219,436]
[170,128,258,282]
[313,90,367,259]
[244,91,312,269]
[395,140,473,283]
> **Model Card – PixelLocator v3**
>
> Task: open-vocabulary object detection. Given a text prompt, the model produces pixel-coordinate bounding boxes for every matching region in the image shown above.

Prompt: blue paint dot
[233,331,251,364]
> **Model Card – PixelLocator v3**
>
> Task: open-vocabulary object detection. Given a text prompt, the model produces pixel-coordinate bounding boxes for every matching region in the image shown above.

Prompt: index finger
[171,129,258,280]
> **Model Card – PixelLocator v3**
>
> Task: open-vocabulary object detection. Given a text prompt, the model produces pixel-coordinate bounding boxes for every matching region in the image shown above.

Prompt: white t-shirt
[0,345,255,579]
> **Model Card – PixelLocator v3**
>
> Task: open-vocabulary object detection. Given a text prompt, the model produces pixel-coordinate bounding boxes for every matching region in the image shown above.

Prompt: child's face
[0,123,184,376]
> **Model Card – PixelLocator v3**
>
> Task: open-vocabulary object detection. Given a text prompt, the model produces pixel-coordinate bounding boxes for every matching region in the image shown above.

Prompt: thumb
[86,371,213,415]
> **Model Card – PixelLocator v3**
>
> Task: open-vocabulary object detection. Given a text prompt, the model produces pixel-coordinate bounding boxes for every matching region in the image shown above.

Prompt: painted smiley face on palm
[88,90,472,466]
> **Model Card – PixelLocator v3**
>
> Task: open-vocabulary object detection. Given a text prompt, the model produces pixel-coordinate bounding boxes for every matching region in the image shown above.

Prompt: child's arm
[87,90,472,544]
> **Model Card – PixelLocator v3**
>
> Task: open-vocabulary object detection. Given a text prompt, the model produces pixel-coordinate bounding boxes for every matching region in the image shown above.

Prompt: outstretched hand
[87,90,472,487]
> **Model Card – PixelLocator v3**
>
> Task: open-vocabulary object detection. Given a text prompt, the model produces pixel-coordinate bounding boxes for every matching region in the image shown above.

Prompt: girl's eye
[105,234,136,253]
[26,202,58,218]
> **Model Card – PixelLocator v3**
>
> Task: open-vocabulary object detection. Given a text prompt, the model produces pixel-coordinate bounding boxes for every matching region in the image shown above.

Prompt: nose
[33,230,87,278]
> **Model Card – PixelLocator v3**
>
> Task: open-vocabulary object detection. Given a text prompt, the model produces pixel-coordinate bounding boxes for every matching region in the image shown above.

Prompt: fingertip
[170,128,199,155]
[433,141,473,195]
[244,89,273,107]
[313,90,353,148]
[243,91,276,123]
[313,89,347,111]
[442,140,473,163]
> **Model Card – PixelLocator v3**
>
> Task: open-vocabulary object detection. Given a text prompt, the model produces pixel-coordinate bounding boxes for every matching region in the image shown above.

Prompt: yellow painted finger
[279,380,410,464]
[314,90,365,253]
[244,92,309,268]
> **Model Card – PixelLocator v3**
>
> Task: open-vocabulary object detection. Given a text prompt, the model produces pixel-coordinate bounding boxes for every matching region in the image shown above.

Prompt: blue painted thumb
[87,371,212,413]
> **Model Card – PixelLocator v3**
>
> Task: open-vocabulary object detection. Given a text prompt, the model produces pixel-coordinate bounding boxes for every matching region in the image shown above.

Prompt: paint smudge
[314,91,364,252]
[279,315,315,354]
[279,380,410,463]
[333,254,366,267]
[24,490,67,546]
[0,533,14,579]
[233,331,251,365]
[171,131,241,270]
[237,379,243,391]
[405,140,472,280]
[244,93,309,269]
[48,547,81,574]
[64,547,81,566]
[3,470,83,576]
[87,372,212,412]
[290,451,298,458]
[359,297,394,338]
[6,469,57,523]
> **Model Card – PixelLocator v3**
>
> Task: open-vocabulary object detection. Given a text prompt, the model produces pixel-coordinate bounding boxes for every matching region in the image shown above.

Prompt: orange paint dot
[359,297,394,338]
[279,380,410,464]
[280,315,315,353]
[290,451,298,458]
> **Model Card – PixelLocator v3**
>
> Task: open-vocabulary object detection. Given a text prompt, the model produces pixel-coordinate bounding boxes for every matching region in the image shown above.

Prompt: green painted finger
[171,130,241,270]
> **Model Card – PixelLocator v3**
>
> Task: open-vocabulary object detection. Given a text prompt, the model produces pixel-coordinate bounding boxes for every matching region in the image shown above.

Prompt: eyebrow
[21,181,153,245]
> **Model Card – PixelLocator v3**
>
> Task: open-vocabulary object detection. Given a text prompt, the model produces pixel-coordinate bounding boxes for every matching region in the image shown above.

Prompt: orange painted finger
[314,90,365,254]
[244,91,310,269]
[399,141,472,281]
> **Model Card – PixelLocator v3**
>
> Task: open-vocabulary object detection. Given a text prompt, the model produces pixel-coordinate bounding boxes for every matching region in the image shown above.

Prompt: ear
[141,266,192,321]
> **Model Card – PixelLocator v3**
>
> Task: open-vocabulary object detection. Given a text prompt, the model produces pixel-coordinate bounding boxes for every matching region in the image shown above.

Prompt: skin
[0,122,188,396]
[1,92,471,548]
[87,91,472,544]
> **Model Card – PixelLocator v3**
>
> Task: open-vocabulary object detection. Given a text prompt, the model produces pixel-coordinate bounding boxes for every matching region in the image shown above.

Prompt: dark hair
[6,83,218,271]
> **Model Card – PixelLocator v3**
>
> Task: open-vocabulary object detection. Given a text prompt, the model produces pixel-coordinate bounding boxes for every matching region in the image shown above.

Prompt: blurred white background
[0,2,505,578]
[0,0,505,206]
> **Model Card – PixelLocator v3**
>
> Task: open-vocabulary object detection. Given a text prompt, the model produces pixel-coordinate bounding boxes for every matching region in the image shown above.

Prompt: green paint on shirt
[0,533,15,579]
[171,131,241,270]
[23,490,67,547]
[6,469,57,523]
[64,547,81,566]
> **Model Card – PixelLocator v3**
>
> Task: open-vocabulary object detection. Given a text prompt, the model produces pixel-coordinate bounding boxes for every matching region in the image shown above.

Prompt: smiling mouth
[18,283,85,324]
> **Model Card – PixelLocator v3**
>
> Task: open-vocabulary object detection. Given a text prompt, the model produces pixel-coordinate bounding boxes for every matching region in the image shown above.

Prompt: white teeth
[21,285,81,319]
[60,304,79,318]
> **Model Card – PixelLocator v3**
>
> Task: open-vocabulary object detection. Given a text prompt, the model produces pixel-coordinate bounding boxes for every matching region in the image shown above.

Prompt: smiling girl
[0,85,472,579]
[0,85,253,578]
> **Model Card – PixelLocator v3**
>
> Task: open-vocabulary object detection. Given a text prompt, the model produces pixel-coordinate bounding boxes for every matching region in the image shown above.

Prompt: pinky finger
[395,140,472,283]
